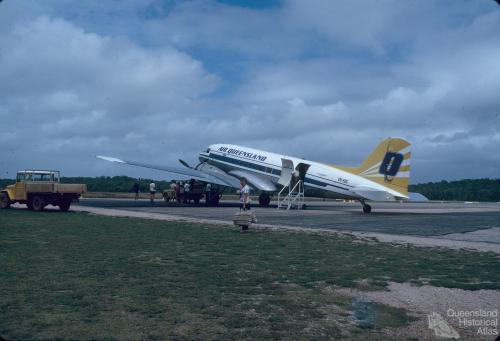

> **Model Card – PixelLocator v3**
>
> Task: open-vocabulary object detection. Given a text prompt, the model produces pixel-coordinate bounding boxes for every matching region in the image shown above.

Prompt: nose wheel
[360,200,372,214]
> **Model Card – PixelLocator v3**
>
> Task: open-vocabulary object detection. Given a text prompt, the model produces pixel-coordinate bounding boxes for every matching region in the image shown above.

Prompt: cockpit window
[206,148,211,153]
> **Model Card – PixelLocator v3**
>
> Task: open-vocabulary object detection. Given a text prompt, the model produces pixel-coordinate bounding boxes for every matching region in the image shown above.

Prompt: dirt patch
[336,282,500,340]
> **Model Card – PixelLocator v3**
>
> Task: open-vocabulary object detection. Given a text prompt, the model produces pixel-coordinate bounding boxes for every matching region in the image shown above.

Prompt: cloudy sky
[0,0,499,183]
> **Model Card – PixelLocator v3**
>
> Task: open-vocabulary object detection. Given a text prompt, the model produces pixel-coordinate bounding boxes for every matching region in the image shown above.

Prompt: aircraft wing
[227,169,277,192]
[96,155,240,188]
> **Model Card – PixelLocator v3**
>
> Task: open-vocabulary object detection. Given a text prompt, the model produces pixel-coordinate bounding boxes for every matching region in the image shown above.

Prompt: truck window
[32,173,53,182]
[16,173,25,182]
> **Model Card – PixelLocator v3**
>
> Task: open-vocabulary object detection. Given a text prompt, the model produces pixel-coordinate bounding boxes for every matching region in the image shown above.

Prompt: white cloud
[0,15,219,176]
[0,0,499,182]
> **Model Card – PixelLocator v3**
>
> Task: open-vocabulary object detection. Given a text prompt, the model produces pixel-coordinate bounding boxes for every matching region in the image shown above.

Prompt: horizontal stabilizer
[407,192,429,201]
[351,186,396,202]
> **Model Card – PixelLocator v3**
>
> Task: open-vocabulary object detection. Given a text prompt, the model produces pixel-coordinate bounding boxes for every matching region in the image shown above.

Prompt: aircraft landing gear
[360,200,372,214]
[259,192,271,207]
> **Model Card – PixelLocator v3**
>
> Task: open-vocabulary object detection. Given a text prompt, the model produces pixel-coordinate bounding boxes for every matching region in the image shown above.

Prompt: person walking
[132,182,140,201]
[239,177,251,232]
[149,181,156,204]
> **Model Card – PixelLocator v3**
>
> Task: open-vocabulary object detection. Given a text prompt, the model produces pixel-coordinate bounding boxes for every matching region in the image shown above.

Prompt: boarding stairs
[277,159,309,210]
[277,178,305,210]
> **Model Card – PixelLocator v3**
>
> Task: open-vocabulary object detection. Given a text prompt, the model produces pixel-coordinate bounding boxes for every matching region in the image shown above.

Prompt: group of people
[130,177,254,232]
[131,181,157,203]
[132,179,215,205]
[169,180,194,204]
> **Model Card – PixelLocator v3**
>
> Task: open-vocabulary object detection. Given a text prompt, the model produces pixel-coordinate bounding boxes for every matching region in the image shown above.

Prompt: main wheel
[258,193,271,207]
[362,204,372,214]
[209,195,220,206]
[0,192,11,209]
[31,195,45,212]
[59,200,71,212]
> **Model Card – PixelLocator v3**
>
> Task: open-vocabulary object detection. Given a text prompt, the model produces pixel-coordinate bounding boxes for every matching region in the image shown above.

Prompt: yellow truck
[0,170,86,211]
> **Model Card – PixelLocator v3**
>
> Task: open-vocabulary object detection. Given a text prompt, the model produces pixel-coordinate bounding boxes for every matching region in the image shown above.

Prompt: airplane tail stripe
[344,137,412,197]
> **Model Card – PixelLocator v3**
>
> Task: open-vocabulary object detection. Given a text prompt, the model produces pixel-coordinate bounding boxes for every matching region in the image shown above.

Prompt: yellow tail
[335,138,411,197]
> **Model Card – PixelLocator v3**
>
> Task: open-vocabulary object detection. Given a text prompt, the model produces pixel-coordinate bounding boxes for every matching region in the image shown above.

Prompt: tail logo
[379,152,403,181]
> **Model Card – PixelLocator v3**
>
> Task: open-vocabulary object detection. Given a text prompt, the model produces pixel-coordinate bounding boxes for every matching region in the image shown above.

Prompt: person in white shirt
[149,181,156,204]
[169,181,177,202]
[240,179,251,209]
[239,177,251,232]
[183,182,191,203]
[239,178,251,210]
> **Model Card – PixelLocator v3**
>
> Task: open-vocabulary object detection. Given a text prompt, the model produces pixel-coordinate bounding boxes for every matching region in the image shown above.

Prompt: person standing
[149,181,156,204]
[179,181,184,203]
[183,181,191,203]
[132,182,140,201]
[205,183,212,205]
[169,180,177,202]
[239,177,251,232]
[175,182,181,203]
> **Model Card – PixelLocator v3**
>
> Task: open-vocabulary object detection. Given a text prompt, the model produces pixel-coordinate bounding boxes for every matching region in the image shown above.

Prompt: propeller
[178,159,192,169]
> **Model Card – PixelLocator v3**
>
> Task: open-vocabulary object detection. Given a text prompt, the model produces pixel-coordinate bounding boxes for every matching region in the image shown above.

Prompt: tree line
[408,178,500,202]
[1,176,499,201]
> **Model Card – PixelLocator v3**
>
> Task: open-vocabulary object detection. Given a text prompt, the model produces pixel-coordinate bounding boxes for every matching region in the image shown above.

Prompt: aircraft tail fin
[336,138,411,197]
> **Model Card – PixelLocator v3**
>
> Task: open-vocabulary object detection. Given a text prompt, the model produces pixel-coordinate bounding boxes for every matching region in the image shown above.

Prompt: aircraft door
[278,158,294,186]
[295,163,310,182]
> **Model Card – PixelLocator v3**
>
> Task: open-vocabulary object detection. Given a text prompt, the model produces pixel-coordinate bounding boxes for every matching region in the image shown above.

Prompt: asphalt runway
[76,198,500,238]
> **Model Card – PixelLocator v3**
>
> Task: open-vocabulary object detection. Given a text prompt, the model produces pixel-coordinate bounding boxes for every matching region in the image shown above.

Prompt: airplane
[97,137,411,213]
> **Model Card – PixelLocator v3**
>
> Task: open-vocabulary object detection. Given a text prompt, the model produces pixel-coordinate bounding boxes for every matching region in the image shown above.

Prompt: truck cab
[0,170,86,211]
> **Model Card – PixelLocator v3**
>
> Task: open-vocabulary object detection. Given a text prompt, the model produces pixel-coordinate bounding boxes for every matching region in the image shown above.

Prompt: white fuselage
[200,144,403,200]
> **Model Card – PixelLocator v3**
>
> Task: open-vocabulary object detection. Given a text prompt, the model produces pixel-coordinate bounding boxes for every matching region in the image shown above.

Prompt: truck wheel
[27,201,34,210]
[0,192,11,209]
[32,195,45,211]
[59,200,71,212]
